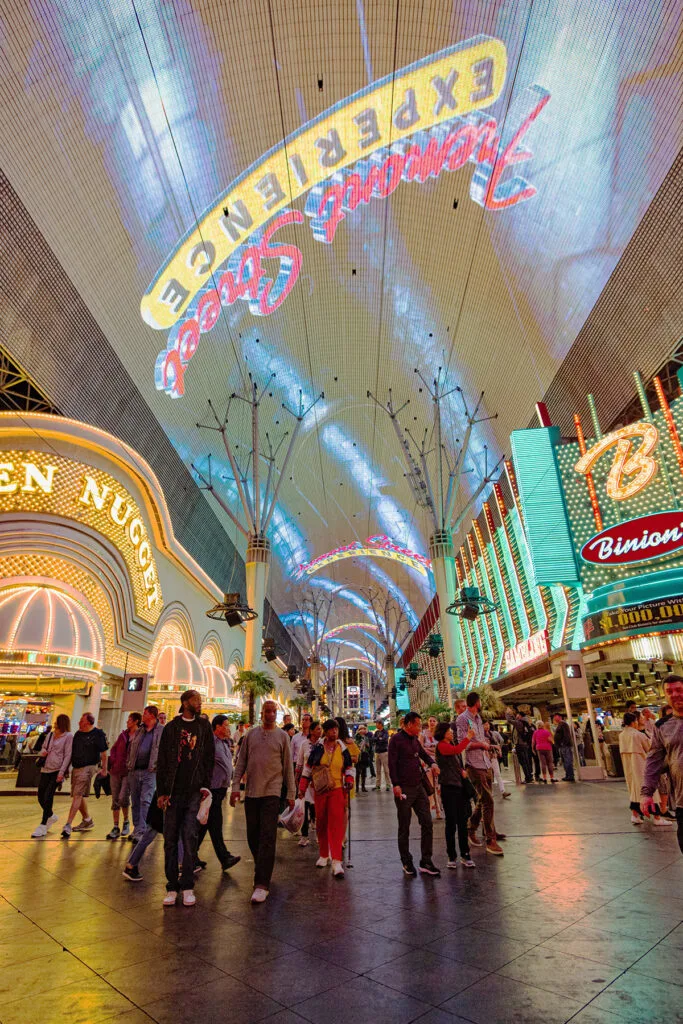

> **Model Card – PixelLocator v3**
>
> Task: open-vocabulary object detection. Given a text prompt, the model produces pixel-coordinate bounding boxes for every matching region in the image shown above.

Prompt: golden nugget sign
[0,454,161,618]
[145,35,550,398]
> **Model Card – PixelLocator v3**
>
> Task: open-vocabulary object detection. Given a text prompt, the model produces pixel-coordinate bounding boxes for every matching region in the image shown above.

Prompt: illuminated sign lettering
[585,594,683,641]
[145,36,550,398]
[574,423,660,501]
[295,534,432,580]
[0,461,56,494]
[580,510,683,566]
[0,451,162,619]
[503,629,549,672]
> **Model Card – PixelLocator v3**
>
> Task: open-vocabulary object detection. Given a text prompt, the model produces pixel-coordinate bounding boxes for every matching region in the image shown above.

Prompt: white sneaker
[652,817,673,827]
[315,856,330,868]
[251,887,269,903]
[31,824,48,838]
[46,814,59,828]
[182,890,196,906]
[332,859,345,878]
[298,836,310,847]
[447,859,459,869]
[631,812,642,825]
[163,891,178,906]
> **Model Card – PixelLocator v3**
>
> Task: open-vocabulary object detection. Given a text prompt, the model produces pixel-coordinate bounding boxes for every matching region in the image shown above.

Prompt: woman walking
[532,720,555,783]
[619,712,672,827]
[32,714,72,837]
[434,721,474,868]
[296,720,321,846]
[355,725,373,792]
[300,719,354,877]
[421,715,444,817]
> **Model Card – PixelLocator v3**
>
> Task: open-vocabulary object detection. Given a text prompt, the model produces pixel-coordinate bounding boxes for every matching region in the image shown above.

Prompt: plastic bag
[279,797,305,834]
[196,790,213,825]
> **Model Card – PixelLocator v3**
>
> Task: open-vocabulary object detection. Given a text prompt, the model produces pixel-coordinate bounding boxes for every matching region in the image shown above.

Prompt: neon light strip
[467,531,495,682]
[494,484,532,637]
[574,413,603,530]
[472,521,506,678]
[654,376,683,479]
[322,622,380,641]
[483,503,518,647]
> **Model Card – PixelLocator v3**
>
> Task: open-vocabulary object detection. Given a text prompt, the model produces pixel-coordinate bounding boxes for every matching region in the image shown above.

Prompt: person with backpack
[513,712,534,784]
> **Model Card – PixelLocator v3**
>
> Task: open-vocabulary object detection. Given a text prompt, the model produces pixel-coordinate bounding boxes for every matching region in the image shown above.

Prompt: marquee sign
[145,34,551,398]
[0,452,162,620]
[584,595,683,642]
[580,510,683,566]
[295,533,432,580]
[503,629,549,673]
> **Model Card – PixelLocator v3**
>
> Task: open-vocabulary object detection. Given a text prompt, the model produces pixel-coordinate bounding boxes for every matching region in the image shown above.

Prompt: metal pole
[345,789,353,868]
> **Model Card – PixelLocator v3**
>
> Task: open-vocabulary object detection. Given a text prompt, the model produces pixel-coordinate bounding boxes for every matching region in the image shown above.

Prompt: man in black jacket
[388,711,441,877]
[513,712,534,784]
[156,690,214,906]
[553,713,575,782]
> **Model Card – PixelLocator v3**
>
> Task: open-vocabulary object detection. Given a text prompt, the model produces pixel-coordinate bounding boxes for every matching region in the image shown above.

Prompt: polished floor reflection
[0,778,681,1024]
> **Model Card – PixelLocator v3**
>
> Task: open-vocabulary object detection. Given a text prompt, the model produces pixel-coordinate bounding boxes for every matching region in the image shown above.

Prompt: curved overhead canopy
[0,2,680,645]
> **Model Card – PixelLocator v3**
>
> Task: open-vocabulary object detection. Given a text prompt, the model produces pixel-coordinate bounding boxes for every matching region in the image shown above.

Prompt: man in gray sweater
[231,699,295,903]
[642,674,683,854]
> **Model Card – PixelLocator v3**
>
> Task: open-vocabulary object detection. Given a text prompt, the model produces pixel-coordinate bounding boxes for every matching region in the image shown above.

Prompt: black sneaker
[122,865,142,882]
[193,859,207,874]
[419,860,441,877]
[222,854,241,871]
[402,860,417,877]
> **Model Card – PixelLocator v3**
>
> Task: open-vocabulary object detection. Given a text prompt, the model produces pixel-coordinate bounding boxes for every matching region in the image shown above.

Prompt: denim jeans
[163,790,201,891]
[129,769,156,839]
[128,824,158,867]
[558,746,575,781]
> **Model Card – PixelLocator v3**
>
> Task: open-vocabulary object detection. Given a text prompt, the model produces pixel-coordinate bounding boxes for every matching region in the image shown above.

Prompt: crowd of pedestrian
[26,675,683,910]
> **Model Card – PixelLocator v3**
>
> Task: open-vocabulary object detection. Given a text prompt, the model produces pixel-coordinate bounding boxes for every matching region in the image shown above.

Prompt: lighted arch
[199,629,225,669]
[295,535,431,581]
[150,603,195,673]
[323,622,380,641]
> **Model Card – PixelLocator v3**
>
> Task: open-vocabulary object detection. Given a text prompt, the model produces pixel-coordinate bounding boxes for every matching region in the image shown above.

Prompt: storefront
[0,413,248,738]
[511,373,683,720]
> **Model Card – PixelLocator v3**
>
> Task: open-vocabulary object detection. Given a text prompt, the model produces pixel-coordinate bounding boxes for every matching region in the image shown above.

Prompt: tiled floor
[0,776,681,1024]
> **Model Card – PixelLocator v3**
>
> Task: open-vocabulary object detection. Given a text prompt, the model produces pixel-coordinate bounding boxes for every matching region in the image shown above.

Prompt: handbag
[462,775,477,803]
[311,764,334,793]
[420,765,434,796]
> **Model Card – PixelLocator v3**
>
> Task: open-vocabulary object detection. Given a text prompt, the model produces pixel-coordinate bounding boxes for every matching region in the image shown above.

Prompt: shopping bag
[279,798,305,834]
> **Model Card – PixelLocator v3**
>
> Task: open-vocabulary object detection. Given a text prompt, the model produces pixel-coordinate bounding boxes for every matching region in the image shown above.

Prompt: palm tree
[233,669,275,724]
[288,695,310,725]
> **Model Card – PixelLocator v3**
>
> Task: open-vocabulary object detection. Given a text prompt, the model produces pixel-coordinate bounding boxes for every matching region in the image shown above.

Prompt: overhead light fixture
[262,638,277,662]
[206,593,258,628]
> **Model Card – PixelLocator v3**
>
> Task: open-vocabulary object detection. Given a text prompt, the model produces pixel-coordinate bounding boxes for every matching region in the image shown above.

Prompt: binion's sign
[580,510,683,565]
[145,34,550,399]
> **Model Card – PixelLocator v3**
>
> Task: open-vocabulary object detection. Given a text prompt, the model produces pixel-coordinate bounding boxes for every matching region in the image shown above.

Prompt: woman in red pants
[300,719,354,877]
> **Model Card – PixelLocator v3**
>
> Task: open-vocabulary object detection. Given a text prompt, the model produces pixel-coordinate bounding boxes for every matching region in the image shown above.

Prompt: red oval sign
[580,510,683,565]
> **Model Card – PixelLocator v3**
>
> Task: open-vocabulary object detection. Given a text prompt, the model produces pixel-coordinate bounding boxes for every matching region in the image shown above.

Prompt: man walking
[106,712,140,840]
[61,712,108,838]
[513,712,534,783]
[231,699,295,904]
[642,674,683,854]
[156,690,214,907]
[373,719,389,791]
[196,714,241,872]
[127,705,164,843]
[456,693,504,856]
[388,710,441,877]
[553,713,576,782]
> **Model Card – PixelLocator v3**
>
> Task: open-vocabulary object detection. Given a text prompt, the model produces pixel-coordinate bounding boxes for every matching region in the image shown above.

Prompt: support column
[385,655,397,722]
[85,679,103,721]
[429,530,461,709]
[309,657,320,718]
[244,534,271,672]
[558,655,606,780]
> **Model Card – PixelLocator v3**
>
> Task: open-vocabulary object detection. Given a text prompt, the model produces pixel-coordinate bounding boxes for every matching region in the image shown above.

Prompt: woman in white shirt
[296,720,321,847]
[32,714,73,837]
